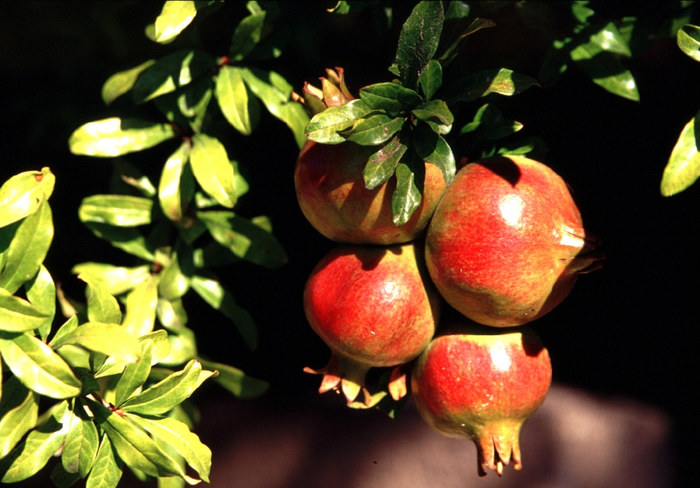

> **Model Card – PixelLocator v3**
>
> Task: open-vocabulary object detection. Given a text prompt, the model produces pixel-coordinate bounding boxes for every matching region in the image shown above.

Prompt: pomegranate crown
[292,67,354,115]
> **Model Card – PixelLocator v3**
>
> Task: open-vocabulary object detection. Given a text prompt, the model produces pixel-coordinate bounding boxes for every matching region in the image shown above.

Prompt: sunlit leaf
[79,195,153,227]
[79,274,123,324]
[157,254,191,301]
[122,277,158,337]
[411,99,453,133]
[0,200,53,294]
[51,322,140,363]
[61,408,99,477]
[0,377,38,458]
[190,274,258,349]
[190,134,237,208]
[24,266,56,341]
[391,161,422,225]
[661,114,700,196]
[132,50,215,103]
[305,99,373,143]
[102,60,156,105]
[216,65,259,135]
[395,1,444,90]
[85,435,123,488]
[150,1,198,44]
[69,118,176,157]
[344,114,405,146]
[119,360,212,415]
[71,263,151,296]
[230,10,267,60]
[114,342,153,406]
[159,142,194,222]
[0,402,70,483]
[199,358,269,398]
[460,103,523,140]
[0,167,55,228]
[0,290,50,333]
[677,24,700,62]
[129,416,211,483]
[570,43,640,101]
[590,22,632,56]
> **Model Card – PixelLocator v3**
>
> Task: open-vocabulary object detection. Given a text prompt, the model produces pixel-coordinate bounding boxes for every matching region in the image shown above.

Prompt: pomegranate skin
[303,243,440,403]
[425,155,601,327]
[295,140,448,245]
[411,324,552,476]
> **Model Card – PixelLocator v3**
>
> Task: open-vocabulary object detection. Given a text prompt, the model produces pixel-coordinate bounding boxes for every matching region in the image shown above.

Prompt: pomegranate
[293,67,447,245]
[303,243,440,405]
[411,323,552,476]
[295,141,448,244]
[425,155,602,327]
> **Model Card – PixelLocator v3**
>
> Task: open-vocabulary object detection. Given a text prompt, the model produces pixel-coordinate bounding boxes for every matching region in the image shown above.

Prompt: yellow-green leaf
[661,115,700,196]
[151,1,197,44]
[69,118,175,158]
[0,167,55,228]
[190,134,237,208]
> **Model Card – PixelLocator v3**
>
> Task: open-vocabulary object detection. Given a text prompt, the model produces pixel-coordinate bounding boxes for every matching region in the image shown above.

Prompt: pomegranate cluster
[295,69,602,477]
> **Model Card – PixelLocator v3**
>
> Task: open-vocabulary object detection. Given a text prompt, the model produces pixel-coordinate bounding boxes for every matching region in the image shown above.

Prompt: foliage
[1,0,699,486]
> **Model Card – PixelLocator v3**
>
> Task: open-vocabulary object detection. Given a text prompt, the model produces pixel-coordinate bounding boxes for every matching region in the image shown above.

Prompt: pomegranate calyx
[475,421,523,477]
[293,67,354,116]
[303,353,370,405]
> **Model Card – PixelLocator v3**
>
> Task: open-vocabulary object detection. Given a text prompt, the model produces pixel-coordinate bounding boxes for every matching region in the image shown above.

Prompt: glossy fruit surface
[295,140,447,245]
[303,243,440,404]
[425,155,602,327]
[411,323,552,476]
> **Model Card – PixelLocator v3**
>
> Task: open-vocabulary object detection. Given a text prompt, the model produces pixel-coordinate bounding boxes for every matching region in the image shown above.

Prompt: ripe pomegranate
[293,67,447,245]
[425,155,602,327]
[303,243,440,405]
[295,141,448,244]
[411,323,552,476]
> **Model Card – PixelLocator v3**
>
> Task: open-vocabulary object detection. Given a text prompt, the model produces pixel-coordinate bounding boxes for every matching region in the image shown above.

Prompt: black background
[2,1,699,486]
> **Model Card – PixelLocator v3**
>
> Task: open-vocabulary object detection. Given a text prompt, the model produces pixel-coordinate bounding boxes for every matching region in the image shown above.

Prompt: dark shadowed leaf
[359,82,423,116]
[391,161,422,225]
[417,59,443,99]
[344,114,405,146]
[132,50,215,103]
[456,68,540,102]
[570,43,640,101]
[364,134,407,189]
[395,1,444,90]
[199,359,269,398]
[412,125,455,184]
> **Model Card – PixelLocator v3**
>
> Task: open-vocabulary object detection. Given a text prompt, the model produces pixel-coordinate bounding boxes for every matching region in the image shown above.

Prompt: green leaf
[132,50,215,103]
[71,263,151,296]
[114,341,153,406]
[411,99,454,133]
[119,360,212,415]
[0,167,55,228]
[0,401,70,483]
[590,22,632,56]
[391,161,422,226]
[395,1,444,90]
[460,103,523,140]
[86,435,122,488]
[344,114,405,146]
[438,17,495,66]
[122,277,158,337]
[570,44,640,101]
[69,118,176,158]
[305,99,373,143]
[51,323,140,363]
[457,68,540,102]
[197,211,287,269]
[25,265,57,341]
[61,408,99,477]
[230,10,267,60]
[215,65,259,135]
[0,200,53,294]
[412,126,455,184]
[661,114,700,196]
[150,1,198,44]
[190,274,258,349]
[364,135,406,190]
[102,60,156,105]
[417,59,443,99]
[158,142,194,223]
[157,254,191,301]
[238,68,309,148]
[359,82,423,116]
[0,290,50,333]
[90,401,186,480]
[0,377,38,458]
[79,195,153,227]
[677,24,700,62]
[79,274,123,324]
[199,359,268,398]
[129,416,211,483]
[190,134,237,208]
[82,223,155,262]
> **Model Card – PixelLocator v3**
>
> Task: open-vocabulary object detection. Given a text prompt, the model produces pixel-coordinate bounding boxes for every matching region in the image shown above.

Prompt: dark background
[2,1,699,486]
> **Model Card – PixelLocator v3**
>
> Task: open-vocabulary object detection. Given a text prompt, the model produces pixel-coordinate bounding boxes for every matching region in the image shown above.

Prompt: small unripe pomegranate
[425,155,602,327]
[411,323,552,476]
[303,243,440,404]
